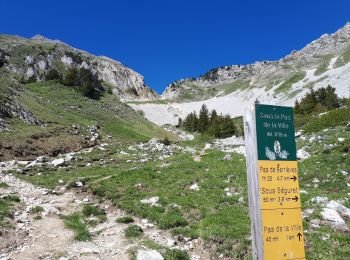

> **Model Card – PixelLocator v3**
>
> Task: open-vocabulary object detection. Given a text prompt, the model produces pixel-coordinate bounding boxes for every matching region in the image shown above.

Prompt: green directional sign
[255,104,296,161]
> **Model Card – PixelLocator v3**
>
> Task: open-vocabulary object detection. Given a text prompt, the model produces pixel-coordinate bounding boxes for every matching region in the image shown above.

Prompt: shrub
[164,249,190,260]
[30,206,44,214]
[45,68,60,80]
[162,136,171,146]
[82,203,107,223]
[124,224,143,238]
[62,213,91,241]
[116,216,134,224]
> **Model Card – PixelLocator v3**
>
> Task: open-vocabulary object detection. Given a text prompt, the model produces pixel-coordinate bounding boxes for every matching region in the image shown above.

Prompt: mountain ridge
[0,34,158,100]
[161,22,350,101]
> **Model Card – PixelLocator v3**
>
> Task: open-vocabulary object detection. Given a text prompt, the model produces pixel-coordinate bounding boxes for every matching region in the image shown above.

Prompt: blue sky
[1,0,350,93]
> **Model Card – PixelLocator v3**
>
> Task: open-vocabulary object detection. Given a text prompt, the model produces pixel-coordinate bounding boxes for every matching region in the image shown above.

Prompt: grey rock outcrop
[0,34,158,100]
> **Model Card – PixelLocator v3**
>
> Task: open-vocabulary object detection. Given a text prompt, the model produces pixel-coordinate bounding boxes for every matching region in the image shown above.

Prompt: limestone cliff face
[0,34,158,100]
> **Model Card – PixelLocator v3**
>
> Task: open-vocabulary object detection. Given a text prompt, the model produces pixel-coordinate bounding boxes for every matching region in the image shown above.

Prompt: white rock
[60,55,74,65]
[140,196,159,206]
[326,200,350,218]
[80,61,90,69]
[232,146,246,156]
[300,189,308,194]
[310,219,321,228]
[295,130,304,138]
[148,138,159,145]
[204,143,211,150]
[136,249,164,260]
[75,181,83,187]
[302,208,314,218]
[223,154,232,160]
[340,170,349,176]
[312,178,320,183]
[338,137,345,142]
[26,67,35,77]
[65,153,75,161]
[321,208,348,231]
[189,183,200,191]
[25,55,34,64]
[37,60,47,70]
[51,158,65,167]
[58,179,64,184]
[297,149,311,161]
[310,196,329,205]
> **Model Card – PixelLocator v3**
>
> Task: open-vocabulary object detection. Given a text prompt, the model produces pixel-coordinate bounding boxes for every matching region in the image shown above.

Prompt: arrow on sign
[292,196,299,202]
[297,233,302,241]
[290,176,297,182]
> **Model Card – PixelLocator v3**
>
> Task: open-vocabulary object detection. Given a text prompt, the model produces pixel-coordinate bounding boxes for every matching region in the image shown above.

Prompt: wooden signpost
[244,104,306,260]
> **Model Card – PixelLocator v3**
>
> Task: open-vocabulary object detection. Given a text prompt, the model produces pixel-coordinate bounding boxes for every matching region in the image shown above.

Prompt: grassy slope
[0,80,175,160]
[17,105,350,259]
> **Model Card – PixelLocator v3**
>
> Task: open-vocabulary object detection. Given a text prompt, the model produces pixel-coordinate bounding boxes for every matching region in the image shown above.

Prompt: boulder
[321,208,349,231]
[140,196,160,206]
[338,137,345,142]
[295,130,304,138]
[297,149,310,161]
[326,200,350,218]
[223,154,232,160]
[51,158,65,167]
[204,143,211,150]
[189,183,200,191]
[136,249,164,260]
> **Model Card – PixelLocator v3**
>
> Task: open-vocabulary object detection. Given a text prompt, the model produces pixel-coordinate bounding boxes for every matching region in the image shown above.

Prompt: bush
[164,249,190,260]
[136,110,145,117]
[303,107,350,133]
[82,203,107,223]
[45,68,60,80]
[62,213,91,241]
[124,224,143,238]
[162,136,171,146]
[116,216,134,224]
[30,206,44,214]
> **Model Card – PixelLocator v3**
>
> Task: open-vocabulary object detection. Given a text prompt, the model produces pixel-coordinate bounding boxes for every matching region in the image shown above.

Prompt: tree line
[294,85,341,114]
[179,104,240,138]
[23,67,104,99]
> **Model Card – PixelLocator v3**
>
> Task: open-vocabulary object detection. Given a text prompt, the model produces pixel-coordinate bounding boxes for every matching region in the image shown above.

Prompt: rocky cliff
[0,34,158,100]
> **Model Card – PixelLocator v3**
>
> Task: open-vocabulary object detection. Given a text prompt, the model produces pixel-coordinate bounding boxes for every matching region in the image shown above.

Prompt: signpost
[244,104,305,260]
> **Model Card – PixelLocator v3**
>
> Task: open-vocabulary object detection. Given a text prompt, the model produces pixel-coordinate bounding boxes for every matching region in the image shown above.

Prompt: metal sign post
[244,104,306,260]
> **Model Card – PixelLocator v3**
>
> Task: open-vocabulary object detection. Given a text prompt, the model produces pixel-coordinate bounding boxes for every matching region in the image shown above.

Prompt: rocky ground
[0,144,211,260]
[0,124,349,259]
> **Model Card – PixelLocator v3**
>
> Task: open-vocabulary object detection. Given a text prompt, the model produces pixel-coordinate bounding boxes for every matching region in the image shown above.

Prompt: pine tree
[177,117,183,128]
[63,67,78,86]
[324,85,340,109]
[198,104,209,133]
[300,88,318,114]
[294,99,301,114]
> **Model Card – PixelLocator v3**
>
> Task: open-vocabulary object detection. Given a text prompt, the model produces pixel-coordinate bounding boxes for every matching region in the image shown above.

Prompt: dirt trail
[0,164,207,260]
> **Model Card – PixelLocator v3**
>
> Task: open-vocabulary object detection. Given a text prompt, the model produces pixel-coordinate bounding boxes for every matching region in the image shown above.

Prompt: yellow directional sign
[262,209,305,260]
[258,161,301,210]
[244,104,306,260]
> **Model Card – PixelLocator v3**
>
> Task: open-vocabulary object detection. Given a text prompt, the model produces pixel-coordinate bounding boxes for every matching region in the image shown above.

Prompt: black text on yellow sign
[258,160,305,260]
